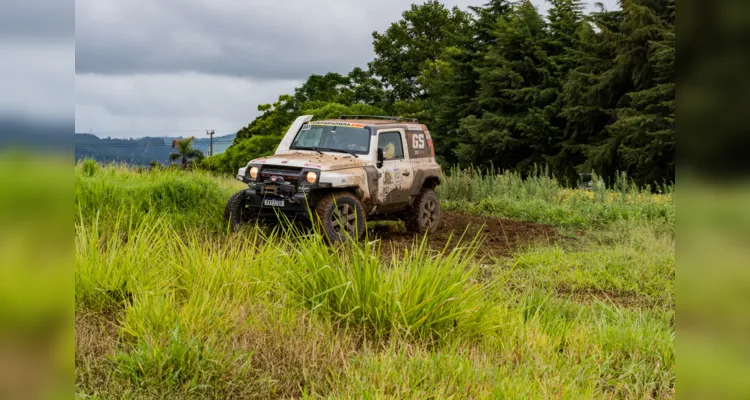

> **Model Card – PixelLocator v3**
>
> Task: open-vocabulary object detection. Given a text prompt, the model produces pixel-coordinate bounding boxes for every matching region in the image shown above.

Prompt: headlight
[306,171,317,184]
[249,166,259,179]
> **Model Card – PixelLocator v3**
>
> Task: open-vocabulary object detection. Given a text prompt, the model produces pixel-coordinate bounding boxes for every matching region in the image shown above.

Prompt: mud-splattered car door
[376,129,414,212]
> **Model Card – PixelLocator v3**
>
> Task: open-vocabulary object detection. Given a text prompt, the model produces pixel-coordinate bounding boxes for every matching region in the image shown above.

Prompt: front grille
[260,166,302,183]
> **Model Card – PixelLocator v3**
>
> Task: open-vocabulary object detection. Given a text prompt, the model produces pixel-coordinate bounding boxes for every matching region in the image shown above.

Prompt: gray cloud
[78,0,619,80]
[0,1,73,125]
[75,0,619,136]
[0,41,74,120]
[75,72,301,136]
[0,0,74,40]
[76,0,418,79]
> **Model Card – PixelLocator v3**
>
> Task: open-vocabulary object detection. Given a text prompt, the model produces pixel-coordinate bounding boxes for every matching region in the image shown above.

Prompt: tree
[573,0,675,186]
[291,68,386,110]
[302,102,385,121]
[606,0,675,186]
[236,95,297,141]
[419,0,513,164]
[346,67,386,108]
[170,137,204,169]
[458,1,557,172]
[469,0,513,47]
[539,0,590,182]
[206,0,675,186]
[292,73,351,106]
[370,1,472,103]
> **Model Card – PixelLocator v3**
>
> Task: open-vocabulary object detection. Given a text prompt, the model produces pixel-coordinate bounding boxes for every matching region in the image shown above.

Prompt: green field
[75,161,675,399]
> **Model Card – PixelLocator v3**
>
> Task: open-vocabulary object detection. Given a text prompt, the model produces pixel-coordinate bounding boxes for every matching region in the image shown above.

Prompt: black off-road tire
[315,192,366,242]
[224,189,257,228]
[406,188,441,234]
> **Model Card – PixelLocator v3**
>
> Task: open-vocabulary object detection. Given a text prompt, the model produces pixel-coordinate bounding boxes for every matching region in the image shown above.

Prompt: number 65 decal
[412,133,426,149]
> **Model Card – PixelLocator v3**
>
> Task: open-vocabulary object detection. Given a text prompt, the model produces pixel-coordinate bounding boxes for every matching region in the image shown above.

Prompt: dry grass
[232,306,359,398]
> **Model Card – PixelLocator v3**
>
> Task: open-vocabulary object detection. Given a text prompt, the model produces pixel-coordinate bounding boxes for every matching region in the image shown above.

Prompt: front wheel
[315,192,366,242]
[406,188,441,234]
[224,190,257,228]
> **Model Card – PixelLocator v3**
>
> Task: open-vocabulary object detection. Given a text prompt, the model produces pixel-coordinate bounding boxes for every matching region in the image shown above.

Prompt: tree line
[204,0,675,188]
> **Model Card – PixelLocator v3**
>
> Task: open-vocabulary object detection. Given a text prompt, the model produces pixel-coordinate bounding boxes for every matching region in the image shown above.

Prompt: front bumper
[241,182,319,219]
[237,165,327,219]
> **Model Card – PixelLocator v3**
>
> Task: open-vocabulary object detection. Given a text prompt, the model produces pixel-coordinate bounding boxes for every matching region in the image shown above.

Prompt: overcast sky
[0,0,73,123]
[74,0,618,138]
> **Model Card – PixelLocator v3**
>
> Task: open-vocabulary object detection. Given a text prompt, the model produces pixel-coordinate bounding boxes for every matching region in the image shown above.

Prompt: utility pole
[207,130,215,156]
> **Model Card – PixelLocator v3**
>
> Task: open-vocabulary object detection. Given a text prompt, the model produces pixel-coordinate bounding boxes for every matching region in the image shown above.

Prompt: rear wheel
[315,192,366,242]
[406,188,441,234]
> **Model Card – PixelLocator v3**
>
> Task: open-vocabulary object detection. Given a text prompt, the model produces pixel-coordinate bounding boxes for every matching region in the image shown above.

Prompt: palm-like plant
[170,137,204,169]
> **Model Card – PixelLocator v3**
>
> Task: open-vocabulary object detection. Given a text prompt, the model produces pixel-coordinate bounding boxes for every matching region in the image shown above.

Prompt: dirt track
[368,211,557,259]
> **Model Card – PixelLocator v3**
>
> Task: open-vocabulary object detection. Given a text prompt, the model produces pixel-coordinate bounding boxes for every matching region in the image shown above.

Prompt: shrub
[81,158,99,177]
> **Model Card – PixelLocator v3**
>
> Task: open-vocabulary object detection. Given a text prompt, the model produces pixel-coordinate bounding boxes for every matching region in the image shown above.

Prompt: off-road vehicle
[225,115,443,241]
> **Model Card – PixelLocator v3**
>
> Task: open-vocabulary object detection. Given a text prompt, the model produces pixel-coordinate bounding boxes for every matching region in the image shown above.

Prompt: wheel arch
[409,169,442,197]
[313,185,363,199]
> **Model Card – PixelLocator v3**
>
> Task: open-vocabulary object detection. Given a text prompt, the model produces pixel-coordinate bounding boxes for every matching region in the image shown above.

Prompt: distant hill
[75,133,236,165]
[1,117,73,151]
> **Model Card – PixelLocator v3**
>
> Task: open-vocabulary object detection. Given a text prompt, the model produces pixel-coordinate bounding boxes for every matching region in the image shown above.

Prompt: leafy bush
[81,158,99,177]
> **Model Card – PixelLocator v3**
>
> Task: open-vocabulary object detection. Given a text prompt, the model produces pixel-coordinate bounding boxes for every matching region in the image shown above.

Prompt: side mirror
[376,148,384,168]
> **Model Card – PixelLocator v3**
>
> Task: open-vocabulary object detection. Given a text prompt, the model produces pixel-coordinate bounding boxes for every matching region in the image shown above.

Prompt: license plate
[263,198,284,207]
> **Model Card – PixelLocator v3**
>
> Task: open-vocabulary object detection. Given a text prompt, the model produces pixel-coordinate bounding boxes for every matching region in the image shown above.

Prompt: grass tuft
[282,227,496,342]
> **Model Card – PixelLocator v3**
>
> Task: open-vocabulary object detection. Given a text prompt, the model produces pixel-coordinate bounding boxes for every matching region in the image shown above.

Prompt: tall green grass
[323,295,674,399]
[438,166,675,228]
[75,213,501,397]
[76,215,674,398]
[283,228,495,341]
[75,160,243,231]
[75,164,674,398]
[76,160,674,230]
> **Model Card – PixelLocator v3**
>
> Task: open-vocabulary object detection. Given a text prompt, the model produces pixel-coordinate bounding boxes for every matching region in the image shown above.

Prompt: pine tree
[608,0,675,186]
[543,0,591,182]
[545,0,586,73]
[457,1,556,172]
[422,0,513,164]
[470,0,514,47]
[213,0,676,184]
[581,0,675,186]
[552,3,622,184]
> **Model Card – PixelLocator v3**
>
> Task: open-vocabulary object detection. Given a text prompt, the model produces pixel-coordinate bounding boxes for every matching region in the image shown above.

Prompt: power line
[76,139,234,147]
[75,140,236,147]
[74,145,232,150]
[80,129,237,135]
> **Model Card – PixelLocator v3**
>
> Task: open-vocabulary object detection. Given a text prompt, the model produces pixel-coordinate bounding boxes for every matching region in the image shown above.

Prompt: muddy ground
[368,211,557,259]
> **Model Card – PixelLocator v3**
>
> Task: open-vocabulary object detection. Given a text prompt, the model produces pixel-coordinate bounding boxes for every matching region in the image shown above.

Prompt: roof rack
[338,115,419,123]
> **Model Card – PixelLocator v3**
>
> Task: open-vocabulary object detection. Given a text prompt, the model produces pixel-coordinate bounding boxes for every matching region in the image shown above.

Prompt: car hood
[249,151,367,171]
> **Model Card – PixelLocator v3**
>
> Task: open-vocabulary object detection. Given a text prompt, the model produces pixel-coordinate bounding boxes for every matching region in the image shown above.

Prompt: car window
[378,132,404,160]
[290,123,370,154]
[294,127,323,147]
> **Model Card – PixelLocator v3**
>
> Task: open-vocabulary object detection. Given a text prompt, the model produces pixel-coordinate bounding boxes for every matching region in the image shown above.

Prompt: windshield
[290,121,371,155]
